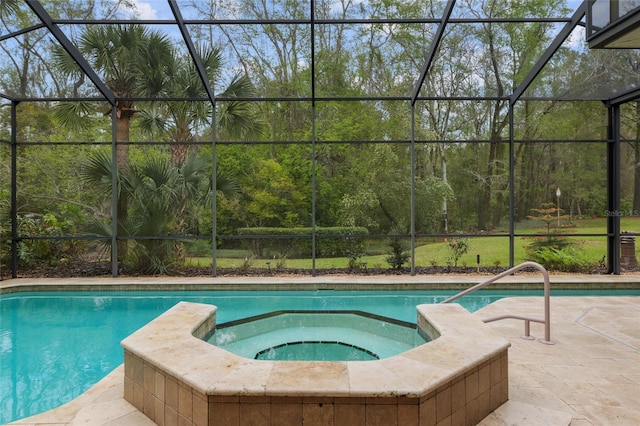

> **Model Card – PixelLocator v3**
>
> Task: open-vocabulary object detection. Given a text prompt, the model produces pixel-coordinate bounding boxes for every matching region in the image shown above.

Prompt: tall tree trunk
[440,144,448,234]
[171,143,189,167]
[479,142,501,231]
[490,142,506,226]
[170,123,194,166]
[116,113,130,173]
[514,142,528,221]
[476,143,487,231]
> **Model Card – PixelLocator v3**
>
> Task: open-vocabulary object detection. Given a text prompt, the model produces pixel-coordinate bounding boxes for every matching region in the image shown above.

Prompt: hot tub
[121,302,510,425]
[208,310,429,361]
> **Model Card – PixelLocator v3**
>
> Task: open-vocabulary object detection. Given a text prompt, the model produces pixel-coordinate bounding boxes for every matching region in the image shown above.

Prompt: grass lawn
[186,217,640,270]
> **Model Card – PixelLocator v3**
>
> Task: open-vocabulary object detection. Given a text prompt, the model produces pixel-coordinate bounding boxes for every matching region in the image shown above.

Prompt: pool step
[478,400,572,426]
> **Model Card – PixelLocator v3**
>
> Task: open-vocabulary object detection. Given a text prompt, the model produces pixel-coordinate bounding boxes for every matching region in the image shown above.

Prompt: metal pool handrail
[440,261,554,345]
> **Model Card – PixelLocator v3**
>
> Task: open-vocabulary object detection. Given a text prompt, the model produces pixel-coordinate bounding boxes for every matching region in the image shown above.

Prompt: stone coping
[3,274,640,294]
[121,301,510,399]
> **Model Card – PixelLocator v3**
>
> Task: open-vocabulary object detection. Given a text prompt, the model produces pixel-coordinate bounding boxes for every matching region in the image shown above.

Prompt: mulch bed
[5,259,611,279]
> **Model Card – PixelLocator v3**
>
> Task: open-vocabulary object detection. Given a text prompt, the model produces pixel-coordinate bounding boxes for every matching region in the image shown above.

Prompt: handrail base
[442,261,553,344]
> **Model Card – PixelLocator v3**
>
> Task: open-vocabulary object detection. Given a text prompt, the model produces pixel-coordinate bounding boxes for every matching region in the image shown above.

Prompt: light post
[556,187,561,227]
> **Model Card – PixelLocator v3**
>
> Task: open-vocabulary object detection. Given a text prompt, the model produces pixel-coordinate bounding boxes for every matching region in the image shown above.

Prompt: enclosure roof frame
[167,0,217,106]
[0,0,636,105]
[24,0,116,106]
[510,2,587,107]
[411,0,456,105]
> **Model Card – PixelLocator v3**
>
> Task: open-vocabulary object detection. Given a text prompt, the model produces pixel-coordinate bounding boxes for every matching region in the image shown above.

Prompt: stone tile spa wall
[122,302,510,426]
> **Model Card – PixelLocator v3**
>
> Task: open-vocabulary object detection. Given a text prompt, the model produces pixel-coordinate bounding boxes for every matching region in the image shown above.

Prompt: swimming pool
[1,289,637,423]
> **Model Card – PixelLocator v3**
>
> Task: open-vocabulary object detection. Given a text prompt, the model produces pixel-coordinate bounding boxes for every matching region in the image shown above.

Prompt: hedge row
[237,227,369,258]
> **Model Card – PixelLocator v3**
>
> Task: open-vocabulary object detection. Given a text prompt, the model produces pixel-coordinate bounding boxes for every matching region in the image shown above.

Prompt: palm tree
[54,24,173,259]
[81,150,238,273]
[54,24,173,171]
[137,45,265,166]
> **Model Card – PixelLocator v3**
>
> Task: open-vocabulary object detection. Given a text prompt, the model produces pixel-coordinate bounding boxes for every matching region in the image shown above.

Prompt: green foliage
[523,202,595,271]
[447,237,470,267]
[526,202,573,254]
[526,246,597,272]
[340,144,453,234]
[11,213,81,268]
[385,226,411,270]
[343,228,368,270]
[237,227,368,259]
[385,238,410,270]
[136,45,265,165]
[127,239,176,275]
[80,151,236,274]
[3,1,638,278]
[219,148,313,230]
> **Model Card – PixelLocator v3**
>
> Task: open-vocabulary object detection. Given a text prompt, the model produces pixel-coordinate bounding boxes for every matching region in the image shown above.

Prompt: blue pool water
[1,288,638,423]
[210,311,428,360]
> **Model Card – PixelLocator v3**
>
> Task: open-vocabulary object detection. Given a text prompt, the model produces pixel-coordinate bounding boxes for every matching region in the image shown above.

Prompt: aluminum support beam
[607,105,621,274]
[606,87,640,107]
[211,107,218,276]
[110,105,118,277]
[0,23,45,42]
[168,0,217,106]
[10,101,18,278]
[508,105,515,268]
[411,0,456,105]
[510,2,586,106]
[410,104,416,275]
[311,0,317,276]
[26,1,116,106]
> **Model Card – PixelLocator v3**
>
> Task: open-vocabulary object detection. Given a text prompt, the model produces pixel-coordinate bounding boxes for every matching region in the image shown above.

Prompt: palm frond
[52,45,82,77]
[140,157,175,189]
[83,218,113,238]
[219,73,255,98]
[138,31,174,97]
[136,107,167,135]
[53,101,95,130]
[197,46,223,83]
[180,154,208,185]
[79,150,114,193]
[216,74,266,140]
[217,100,267,140]
[0,0,21,18]
[215,168,240,197]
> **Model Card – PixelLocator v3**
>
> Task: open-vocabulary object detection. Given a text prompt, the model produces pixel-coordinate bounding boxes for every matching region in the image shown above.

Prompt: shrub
[527,246,596,272]
[13,213,81,268]
[236,227,368,258]
[385,232,410,270]
[523,202,589,271]
[447,237,470,267]
[526,202,572,251]
[339,227,366,269]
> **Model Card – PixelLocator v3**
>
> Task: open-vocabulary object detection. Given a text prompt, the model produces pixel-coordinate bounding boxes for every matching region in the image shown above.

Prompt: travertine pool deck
[3,274,640,425]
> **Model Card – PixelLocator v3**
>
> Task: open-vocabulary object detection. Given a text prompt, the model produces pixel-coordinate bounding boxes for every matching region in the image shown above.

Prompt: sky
[129,0,159,19]
[119,0,589,21]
